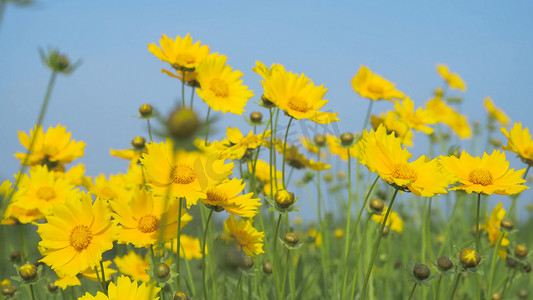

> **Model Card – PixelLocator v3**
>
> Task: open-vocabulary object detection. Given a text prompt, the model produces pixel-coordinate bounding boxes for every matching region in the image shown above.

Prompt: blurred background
[1,0,532,219]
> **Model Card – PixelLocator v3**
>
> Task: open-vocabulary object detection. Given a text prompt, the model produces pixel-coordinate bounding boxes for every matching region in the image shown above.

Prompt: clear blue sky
[1,1,532,218]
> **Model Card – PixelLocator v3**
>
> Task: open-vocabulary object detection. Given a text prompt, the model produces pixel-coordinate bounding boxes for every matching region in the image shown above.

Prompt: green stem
[100,261,107,293]
[272,214,283,298]
[204,108,211,146]
[180,243,196,296]
[282,117,294,189]
[340,149,353,299]
[487,231,505,298]
[29,284,36,300]
[232,273,243,300]
[407,283,417,300]
[181,70,186,107]
[434,274,443,300]
[147,119,153,142]
[94,265,104,293]
[190,86,195,109]
[361,188,400,298]
[202,209,214,300]
[501,269,516,297]
[475,193,481,253]
[447,271,463,300]
[438,197,461,257]
[361,99,374,132]
[176,198,183,292]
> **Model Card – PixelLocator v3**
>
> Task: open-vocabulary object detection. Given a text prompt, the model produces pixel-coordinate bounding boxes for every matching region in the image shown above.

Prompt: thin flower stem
[190,86,196,108]
[438,197,461,257]
[1,71,58,214]
[180,243,196,296]
[94,265,105,293]
[232,273,243,300]
[202,209,214,300]
[100,261,107,292]
[29,284,36,300]
[340,149,353,299]
[475,193,481,253]
[361,188,400,298]
[204,107,211,146]
[501,269,517,297]
[407,283,417,300]
[434,274,443,300]
[349,215,372,300]
[361,99,374,132]
[272,214,283,298]
[147,119,153,142]
[282,117,294,189]
[487,231,505,298]
[176,198,183,292]
[447,271,463,300]
[181,71,186,107]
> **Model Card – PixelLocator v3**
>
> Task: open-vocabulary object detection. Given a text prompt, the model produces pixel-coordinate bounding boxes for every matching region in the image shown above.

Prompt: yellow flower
[351,65,405,101]
[166,234,204,260]
[483,203,510,258]
[148,33,209,71]
[54,274,81,290]
[501,122,533,165]
[426,97,471,139]
[248,159,282,196]
[111,188,191,247]
[3,203,44,224]
[88,173,133,202]
[221,127,271,159]
[371,206,404,233]
[394,98,435,134]
[201,178,261,218]
[196,53,254,115]
[334,228,344,239]
[78,275,160,300]
[307,228,323,247]
[325,135,359,161]
[38,193,118,277]
[13,165,78,215]
[141,139,234,207]
[110,148,144,169]
[222,215,264,257]
[358,125,455,196]
[160,68,198,85]
[371,111,414,146]
[273,140,330,171]
[299,137,321,156]
[15,124,85,167]
[82,260,117,282]
[436,64,466,91]
[114,251,150,282]
[261,66,339,124]
[484,97,510,125]
[439,150,528,195]
[253,61,285,82]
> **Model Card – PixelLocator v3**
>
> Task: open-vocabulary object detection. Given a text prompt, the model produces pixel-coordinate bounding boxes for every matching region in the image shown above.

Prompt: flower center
[206,188,228,204]
[70,225,93,251]
[137,215,160,233]
[287,96,309,113]
[170,164,196,184]
[391,163,418,181]
[176,53,196,65]
[468,168,493,186]
[209,78,229,98]
[37,186,56,201]
[367,83,384,95]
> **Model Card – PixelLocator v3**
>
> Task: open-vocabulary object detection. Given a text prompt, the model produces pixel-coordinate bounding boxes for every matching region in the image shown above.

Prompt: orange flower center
[391,163,418,181]
[367,83,384,95]
[70,225,93,251]
[137,215,160,233]
[37,186,56,201]
[176,53,196,65]
[206,188,228,204]
[468,168,493,186]
[287,96,309,113]
[209,78,229,98]
[170,164,196,184]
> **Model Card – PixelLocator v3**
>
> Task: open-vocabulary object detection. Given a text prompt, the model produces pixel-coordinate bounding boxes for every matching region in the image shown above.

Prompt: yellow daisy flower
[3,203,44,224]
[160,68,198,85]
[248,159,282,196]
[87,173,133,202]
[110,188,192,247]
[501,122,533,165]
[370,111,414,146]
[82,260,117,282]
[55,164,86,187]
[15,124,85,167]
[426,96,471,138]
[54,273,81,290]
[273,140,330,171]
[166,234,205,260]
[253,61,285,82]
[371,206,404,233]
[351,65,405,101]
[261,66,339,124]
[436,64,466,91]
[325,135,359,161]
[148,33,209,71]
[196,53,254,115]
[220,127,271,160]
[439,150,528,195]
[483,203,510,258]
[394,98,436,134]
[484,97,510,125]
[358,125,455,196]
[114,251,150,282]
[78,275,160,300]
[141,139,234,207]
[222,215,265,257]
[201,178,261,218]
[38,193,118,277]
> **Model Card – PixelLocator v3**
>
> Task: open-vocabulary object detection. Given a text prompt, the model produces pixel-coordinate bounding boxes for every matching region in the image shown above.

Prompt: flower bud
[518,289,528,298]
[337,171,346,180]
[334,229,344,239]
[250,112,263,123]
[460,248,481,268]
[491,292,503,300]
[168,108,199,139]
[340,132,354,146]
[382,226,390,236]
[524,261,532,273]
[434,88,444,98]
[139,104,153,118]
[1,285,16,297]
[241,255,254,269]
[413,264,430,280]
[274,189,294,209]
[506,257,518,269]
[262,262,273,274]
[47,281,58,293]
[174,292,188,300]
[18,264,37,281]
[9,250,21,262]
[369,198,385,212]
[261,94,274,107]
[323,173,333,182]
[515,244,529,258]
[157,263,171,279]
[284,233,299,246]
[500,219,515,231]
[314,134,326,147]
[489,138,501,148]
[0,280,9,287]
[131,136,146,150]
[437,256,454,272]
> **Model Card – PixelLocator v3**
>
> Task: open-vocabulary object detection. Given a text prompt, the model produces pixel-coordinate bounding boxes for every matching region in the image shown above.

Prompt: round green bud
[139,104,153,117]
[131,136,146,150]
[413,264,430,280]
[250,112,263,123]
[515,244,529,258]
[340,132,354,146]
[274,189,295,209]
[284,232,299,246]
[18,264,37,281]
[437,256,454,272]
[157,263,170,279]
[262,262,273,274]
[314,134,326,146]
[168,108,199,138]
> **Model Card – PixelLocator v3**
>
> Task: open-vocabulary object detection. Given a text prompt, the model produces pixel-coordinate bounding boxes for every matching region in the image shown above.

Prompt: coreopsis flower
[253,61,285,81]
[110,148,144,169]
[358,125,455,196]
[87,173,133,202]
[54,273,81,290]
[201,178,261,218]
[15,124,85,167]
[110,188,192,247]
[141,139,234,207]
[54,262,117,290]
[166,234,204,260]
[483,203,510,258]
[260,65,339,124]
[161,68,199,86]
[148,33,209,71]
[2,180,45,224]
[54,164,86,186]
[13,165,78,215]
[371,206,404,233]
[78,275,160,300]
[307,228,323,247]
[439,150,528,195]
[351,65,405,101]
[325,135,359,161]
[249,159,282,196]
[196,53,254,115]
[273,140,330,171]
[371,111,414,146]
[394,98,436,134]
[220,127,271,159]
[484,97,510,126]
[37,193,118,277]
[436,64,466,91]
[501,122,533,165]
[114,251,150,282]
[222,215,265,257]
[426,96,471,139]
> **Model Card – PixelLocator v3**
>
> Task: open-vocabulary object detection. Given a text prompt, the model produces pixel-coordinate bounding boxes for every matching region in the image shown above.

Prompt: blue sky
[1,1,532,218]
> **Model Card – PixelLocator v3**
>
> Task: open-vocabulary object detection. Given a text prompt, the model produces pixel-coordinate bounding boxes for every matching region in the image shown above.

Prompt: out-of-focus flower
[248,159,282,196]
[483,203,509,258]
[351,65,405,101]
[426,97,471,139]
[436,64,466,91]
[222,215,264,257]
[501,122,533,165]
[273,140,330,171]
[484,97,510,126]
[113,251,150,282]
[394,98,435,135]
[371,111,414,146]
[371,206,404,233]
[325,135,359,161]
[166,234,205,260]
